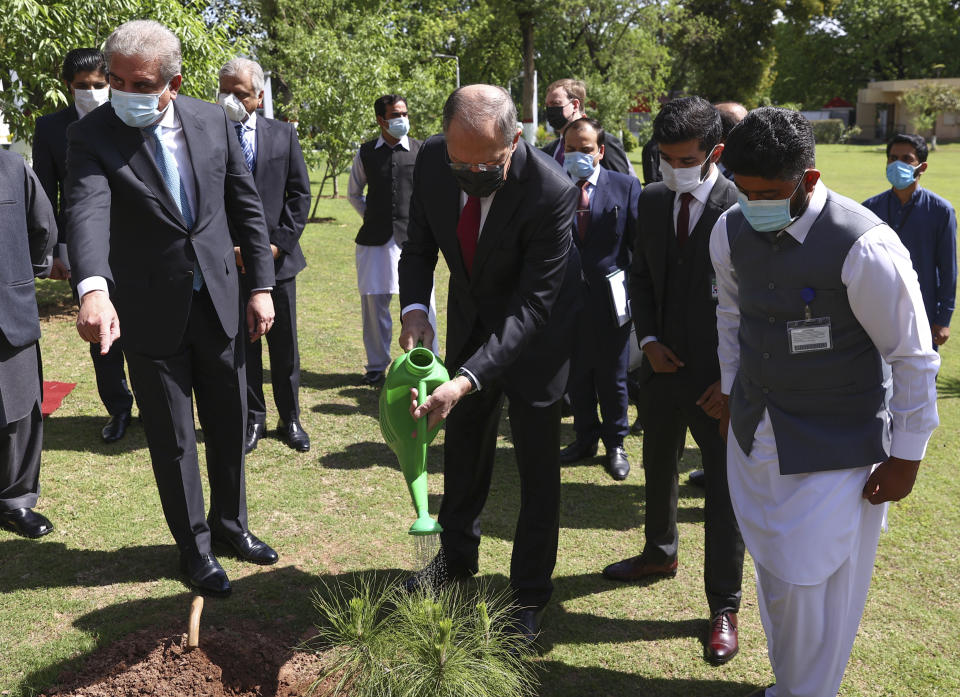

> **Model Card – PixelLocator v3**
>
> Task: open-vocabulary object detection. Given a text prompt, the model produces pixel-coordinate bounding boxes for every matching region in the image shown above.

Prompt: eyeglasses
[446,153,509,173]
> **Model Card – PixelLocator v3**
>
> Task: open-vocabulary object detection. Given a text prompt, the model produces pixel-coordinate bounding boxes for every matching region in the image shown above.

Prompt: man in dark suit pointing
[218,57,312,455]
[399,84,581,643]
[65,20,279,596]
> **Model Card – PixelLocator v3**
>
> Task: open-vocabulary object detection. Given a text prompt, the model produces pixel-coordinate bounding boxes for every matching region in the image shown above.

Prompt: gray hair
[442,84,519,148]
[219,57,265,94]
[104,20,182,84]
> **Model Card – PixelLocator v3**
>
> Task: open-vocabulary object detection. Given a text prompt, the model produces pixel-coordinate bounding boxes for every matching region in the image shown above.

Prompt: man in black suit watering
[398,84,580,643]
[0,151,57,539]
[32,48,135,444]
[603,97,745,665]
[65,20,279,596]
[218,57,312,455]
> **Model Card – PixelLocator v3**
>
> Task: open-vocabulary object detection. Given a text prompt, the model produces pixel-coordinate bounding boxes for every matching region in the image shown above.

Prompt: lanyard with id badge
[786,287,832,354]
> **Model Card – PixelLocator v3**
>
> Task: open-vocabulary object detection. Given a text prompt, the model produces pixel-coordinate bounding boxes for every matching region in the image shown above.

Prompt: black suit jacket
[32,104,77,241]
[542,132,636,178]
[399,137,582,406]
[630,175,738,392]
[250,117,310,280]
[64,95,275,356]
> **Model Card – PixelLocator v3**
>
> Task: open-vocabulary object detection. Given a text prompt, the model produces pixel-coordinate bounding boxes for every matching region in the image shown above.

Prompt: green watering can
[379,345,448,535]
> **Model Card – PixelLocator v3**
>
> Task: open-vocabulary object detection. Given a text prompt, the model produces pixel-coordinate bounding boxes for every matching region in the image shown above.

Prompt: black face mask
[545,106,569,131]
[451,166,506,198]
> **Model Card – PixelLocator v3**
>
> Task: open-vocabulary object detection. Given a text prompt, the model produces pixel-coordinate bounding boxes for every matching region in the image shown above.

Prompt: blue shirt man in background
[863,133,957,348]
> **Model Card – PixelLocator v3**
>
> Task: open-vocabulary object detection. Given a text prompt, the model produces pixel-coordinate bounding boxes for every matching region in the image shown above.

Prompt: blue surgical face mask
[111,86,170,128]
[737,177,806,233]
[565,151,597,180]
[886,160,919,190]
[387,116,410,139]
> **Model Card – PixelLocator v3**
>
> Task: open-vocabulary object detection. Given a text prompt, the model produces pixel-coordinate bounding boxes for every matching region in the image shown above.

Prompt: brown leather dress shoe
[706,610,739,665]
[602,554,678,581]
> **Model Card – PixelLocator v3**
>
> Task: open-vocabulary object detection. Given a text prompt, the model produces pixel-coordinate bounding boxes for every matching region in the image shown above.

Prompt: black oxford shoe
[212,528,279,565]
[0,508,54,538]
[244,421,266,454]
[277,419,310,452]
[605,446,631,481]
[101,409,131,443]
[559,438,599,464]
[507,605,545,651]
[180,551,231,596]
[361,370,385,386]
[688,469,706,488]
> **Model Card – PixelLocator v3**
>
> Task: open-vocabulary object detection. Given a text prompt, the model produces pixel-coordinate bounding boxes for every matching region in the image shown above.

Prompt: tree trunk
[519,10,535,128]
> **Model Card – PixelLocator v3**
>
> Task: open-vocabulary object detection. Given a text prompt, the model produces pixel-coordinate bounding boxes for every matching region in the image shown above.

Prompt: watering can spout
[379,346,449,536]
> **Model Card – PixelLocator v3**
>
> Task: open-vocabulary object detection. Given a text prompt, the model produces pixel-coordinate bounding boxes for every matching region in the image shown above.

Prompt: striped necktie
[235,122,255,173]
[145,124,202,290]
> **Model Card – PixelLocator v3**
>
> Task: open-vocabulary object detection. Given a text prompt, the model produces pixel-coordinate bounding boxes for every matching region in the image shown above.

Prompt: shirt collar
[241,109,258,130]
[376,134,410,151]
[691,164,719,204]
[780,179,827,245]
[154,100,177,129]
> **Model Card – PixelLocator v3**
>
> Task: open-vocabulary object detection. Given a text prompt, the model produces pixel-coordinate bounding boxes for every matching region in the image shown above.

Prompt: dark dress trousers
[568,167,641,449]
[542,132,635,177]
[238,117,311,427]
[0,151,57,511]
[33,105,133,417]
[399,137,582,608]
[630,176,744,616]
[64,95,276,556]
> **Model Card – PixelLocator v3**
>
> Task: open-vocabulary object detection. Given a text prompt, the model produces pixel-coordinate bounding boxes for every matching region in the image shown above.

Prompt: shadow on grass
[17,565,406,697]
[299,369,374,392]
[535,659,758,697]
[311,386,380,419]
[42,415,148,454]
[318,440,444,475]
[936,373,960,398]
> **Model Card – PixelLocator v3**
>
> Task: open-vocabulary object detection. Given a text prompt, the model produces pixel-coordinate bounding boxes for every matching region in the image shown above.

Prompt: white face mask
[73,86,110,118]
[217,92,249,122]
[659,146,717,194]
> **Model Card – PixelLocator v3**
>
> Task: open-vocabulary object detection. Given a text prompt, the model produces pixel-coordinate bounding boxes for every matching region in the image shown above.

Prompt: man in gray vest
[0,151,57,539]
[347,94,438,386]
[710,107,939,697]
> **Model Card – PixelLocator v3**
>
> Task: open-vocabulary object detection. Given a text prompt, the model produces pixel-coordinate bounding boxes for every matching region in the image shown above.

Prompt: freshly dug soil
[37,624,329,697]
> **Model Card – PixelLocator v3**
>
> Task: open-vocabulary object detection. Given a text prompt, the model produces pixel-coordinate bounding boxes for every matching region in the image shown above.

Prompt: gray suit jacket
[64,95,275,356]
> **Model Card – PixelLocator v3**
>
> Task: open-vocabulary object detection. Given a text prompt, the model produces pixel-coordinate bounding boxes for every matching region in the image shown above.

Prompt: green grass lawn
[1,144,958,696]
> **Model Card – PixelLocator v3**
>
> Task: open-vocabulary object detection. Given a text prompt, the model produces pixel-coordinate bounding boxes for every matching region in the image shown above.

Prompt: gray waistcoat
[726,190,890,474]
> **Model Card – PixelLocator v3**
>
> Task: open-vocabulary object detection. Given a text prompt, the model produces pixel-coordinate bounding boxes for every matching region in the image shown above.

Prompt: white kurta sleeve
[842,225,940,460]
[709,207,741,395]
[347,148,367,218]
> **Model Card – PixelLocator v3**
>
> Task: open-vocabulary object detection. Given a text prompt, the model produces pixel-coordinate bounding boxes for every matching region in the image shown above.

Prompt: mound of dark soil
[37,624,327,697]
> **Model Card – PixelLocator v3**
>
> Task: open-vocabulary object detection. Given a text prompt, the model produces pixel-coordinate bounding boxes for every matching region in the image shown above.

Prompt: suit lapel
[688,176,732,284]
[113,109,187,230]
[585,167,608,246]
[253,117,270,190]
[654,187,675,329]
[469,143,527,283]
[176,97,208,229]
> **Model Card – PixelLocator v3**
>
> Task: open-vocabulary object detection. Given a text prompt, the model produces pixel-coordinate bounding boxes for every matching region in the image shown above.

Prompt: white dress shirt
[709,179,940,584]
[638,164,721,349]
[77,101,195,298]
[565,158,602,194]
[236,108,258,160]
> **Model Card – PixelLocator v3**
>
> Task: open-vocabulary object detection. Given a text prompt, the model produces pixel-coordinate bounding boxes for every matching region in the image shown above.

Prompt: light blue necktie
[145,124,203,290]
[235,123,255,173]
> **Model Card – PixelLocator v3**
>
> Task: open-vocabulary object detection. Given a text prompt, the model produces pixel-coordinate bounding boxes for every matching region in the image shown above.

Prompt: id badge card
[710,275,719,301]
[786,317,832,354]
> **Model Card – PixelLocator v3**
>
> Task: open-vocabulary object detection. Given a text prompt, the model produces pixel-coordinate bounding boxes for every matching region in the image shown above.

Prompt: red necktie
[554,135,565,165]
[676,192,693,248]
[577,180,591,240]
[457,195,481,274]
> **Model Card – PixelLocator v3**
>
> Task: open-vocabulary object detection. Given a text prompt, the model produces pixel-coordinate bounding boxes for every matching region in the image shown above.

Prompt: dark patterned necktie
[676,191,693,248]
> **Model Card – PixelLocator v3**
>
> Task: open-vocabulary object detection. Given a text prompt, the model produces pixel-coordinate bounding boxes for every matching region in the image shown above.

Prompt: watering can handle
[416,378,429,448]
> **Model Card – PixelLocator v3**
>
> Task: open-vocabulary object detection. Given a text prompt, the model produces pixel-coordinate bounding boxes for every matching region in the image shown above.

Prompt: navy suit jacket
[64,95,275,356]
[32,105,77,241]
[249,117,311,280]
[574,167,641,323]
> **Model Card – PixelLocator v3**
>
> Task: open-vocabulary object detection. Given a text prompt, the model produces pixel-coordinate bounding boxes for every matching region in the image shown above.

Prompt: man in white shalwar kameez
[709,107,939,697]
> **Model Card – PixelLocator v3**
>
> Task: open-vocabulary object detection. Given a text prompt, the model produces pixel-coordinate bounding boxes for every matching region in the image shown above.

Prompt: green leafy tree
[901,83,960,149]
[0,0,244,145]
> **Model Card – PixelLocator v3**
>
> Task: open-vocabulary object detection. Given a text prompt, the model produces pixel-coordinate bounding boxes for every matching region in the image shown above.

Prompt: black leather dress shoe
[180,550,231,596]
[101,409,131,443]
[605,446,631,481]
[403,552,472,594]
[211,528,279,565]
[508,605,545,647]
[277,419,310,452]
[688,469,706,488]
[559,438,599,464]
[0,508,54,538]
[361,370,385,386]
[244,421,266,454]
